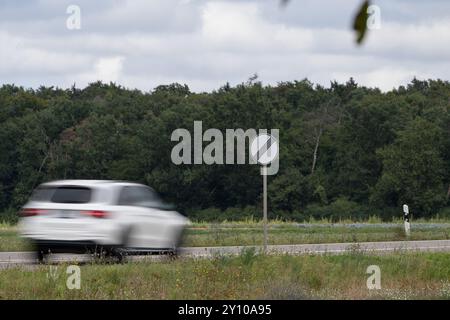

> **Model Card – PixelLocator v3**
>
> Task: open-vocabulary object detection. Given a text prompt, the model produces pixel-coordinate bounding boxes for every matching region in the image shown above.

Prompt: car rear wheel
[91,246,121,264]
[36,248,45,264]
[110,247,127,263]
[112,226,134,263]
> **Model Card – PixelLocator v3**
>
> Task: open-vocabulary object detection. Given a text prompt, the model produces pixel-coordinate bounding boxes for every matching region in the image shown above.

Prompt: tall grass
[3,209,450,227]
[191,215,450,226]
[0,252,449,299]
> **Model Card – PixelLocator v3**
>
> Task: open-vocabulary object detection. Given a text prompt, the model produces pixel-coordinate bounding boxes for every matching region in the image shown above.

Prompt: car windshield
[31,186,92,203]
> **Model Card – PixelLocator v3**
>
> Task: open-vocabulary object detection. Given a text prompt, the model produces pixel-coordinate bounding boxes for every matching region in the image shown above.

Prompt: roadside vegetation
[1,79,450,224]
[2,218,450,252]
[0,251,449,299]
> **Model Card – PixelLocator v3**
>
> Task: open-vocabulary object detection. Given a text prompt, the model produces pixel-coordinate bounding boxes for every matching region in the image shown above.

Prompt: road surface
[1,239,450,268]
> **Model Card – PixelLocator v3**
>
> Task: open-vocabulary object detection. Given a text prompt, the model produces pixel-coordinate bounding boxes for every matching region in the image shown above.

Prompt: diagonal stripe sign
[251,134,279,165]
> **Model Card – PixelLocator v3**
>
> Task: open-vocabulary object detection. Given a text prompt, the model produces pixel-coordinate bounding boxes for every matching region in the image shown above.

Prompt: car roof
[40,180,146,188]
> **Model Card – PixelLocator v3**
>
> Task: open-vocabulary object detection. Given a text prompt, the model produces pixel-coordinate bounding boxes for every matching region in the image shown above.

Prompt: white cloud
[362,68,422,91]
[366,20,450,60]
[330,67,425,92]
[94,56,124,83]
[73,56,125,85]
[0,31,90,75]
[201,1,313,52]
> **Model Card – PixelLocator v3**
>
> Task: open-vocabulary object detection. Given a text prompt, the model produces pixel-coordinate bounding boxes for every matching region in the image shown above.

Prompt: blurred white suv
[19,180,190,262]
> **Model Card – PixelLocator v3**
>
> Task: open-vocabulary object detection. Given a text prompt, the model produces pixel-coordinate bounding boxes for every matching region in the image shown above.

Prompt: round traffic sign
[250,134,279,165]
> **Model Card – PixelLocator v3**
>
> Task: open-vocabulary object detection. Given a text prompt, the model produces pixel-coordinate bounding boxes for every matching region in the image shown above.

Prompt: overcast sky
[1,0,450,92]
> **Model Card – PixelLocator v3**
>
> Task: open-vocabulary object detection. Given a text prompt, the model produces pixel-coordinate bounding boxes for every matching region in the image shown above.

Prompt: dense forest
[0,78,449,222]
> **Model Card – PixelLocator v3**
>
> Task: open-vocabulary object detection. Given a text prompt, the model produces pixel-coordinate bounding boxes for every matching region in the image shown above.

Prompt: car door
[117,186,170,249]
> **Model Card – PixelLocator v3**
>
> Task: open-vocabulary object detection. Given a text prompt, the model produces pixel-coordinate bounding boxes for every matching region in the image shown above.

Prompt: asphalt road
[1,239,450,268]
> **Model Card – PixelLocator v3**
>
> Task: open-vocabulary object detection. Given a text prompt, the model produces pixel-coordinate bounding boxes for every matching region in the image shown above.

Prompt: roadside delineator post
[250,134,279,253]
[403,204,411,236]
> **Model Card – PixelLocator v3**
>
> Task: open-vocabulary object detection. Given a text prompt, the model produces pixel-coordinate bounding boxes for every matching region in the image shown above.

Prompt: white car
[19,180,190,262]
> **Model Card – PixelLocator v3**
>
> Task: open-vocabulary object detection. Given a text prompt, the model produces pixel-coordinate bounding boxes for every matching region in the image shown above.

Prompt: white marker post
[403,204,411,236]
[250,134,279,253]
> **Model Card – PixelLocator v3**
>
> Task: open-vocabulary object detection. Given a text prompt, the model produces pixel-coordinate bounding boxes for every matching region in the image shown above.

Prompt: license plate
[59,210,77,219]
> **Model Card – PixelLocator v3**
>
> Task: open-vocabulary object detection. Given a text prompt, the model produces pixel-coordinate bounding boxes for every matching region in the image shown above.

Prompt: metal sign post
[263,165,268,251]
[250,134,279,253]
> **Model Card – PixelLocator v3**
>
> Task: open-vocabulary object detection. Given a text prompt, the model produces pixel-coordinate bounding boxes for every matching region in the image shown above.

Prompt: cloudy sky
[1,0,450,92]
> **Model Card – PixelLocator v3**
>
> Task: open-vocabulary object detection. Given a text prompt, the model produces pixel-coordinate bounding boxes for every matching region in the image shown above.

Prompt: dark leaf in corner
[280,0,290,7]
[353,0,370,44]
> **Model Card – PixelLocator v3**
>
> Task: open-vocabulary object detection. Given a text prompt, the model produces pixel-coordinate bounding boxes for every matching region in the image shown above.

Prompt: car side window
[117,186,163,208]
[117,186,135,205]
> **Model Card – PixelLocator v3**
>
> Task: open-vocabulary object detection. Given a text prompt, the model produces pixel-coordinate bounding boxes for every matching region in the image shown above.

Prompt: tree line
[0,78,449,222]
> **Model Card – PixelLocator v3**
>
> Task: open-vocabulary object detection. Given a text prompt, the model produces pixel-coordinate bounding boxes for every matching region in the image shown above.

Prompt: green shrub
[187,207,222,221]
[0,207,19,224]
[305,198,368,221]
[238,247,258,266]
[270,210,307,222]
[436,207,450,219]
[188,206,258,222]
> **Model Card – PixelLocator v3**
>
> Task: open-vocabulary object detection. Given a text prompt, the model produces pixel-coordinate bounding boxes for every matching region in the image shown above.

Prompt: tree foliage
[0,78,449,221]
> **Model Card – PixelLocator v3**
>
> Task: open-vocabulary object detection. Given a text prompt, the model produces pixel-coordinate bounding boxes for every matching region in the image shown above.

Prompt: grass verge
[1,220,450,252]
[0,252,449,299]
